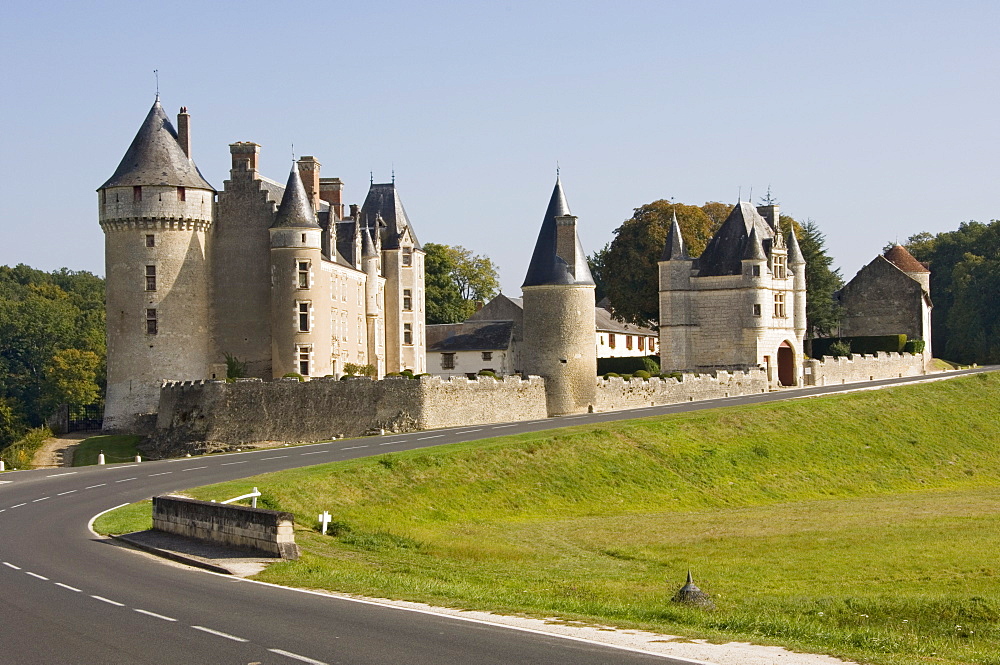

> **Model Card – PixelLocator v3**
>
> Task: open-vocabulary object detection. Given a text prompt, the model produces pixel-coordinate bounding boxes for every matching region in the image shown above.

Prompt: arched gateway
[777,341,796,387]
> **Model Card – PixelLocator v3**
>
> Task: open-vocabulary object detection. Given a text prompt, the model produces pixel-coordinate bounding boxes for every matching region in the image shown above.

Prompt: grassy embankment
[0,427,52,470]
[72,434,141,466]
[96,373,1000,665]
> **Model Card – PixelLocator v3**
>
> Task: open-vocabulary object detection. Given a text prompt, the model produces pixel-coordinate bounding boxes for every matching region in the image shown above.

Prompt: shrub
[282,372,305,382]
[400,369,414,378]
[224,352,247,380]
[829,340,852,358]
[660,372,683,381]
[597,355,660,376]
[811,335,906,358]
[904,339,926,354]
[0,426,52,470]
[477,370,497,379]
[620,374,633,380]
[633,370,651,380]
[384,372,401,377]
[603,372,621,379]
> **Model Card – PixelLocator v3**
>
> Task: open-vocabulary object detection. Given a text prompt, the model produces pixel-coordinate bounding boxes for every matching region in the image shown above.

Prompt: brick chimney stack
[229,142,260,177]
[319,177,344,220]
[177,107,191,158]
[297,156,321,212]
[555,214,580,279]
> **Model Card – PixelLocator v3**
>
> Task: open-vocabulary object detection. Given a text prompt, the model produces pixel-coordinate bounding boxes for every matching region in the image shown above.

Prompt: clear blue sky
[1,1,997,294]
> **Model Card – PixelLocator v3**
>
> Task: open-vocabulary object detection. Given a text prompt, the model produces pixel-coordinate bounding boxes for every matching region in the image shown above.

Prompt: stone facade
[803,352,927,386]
[100,99,425,432]
[594,369,769,411]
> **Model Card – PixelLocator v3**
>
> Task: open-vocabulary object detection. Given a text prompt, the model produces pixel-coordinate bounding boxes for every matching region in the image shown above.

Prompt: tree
[789,218,843,337]
[587,243,610,302]
[423,243,500,324]
[42,348,101,412]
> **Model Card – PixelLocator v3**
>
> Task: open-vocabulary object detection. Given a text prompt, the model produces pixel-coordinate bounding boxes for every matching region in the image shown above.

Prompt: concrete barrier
[152,495,299,559]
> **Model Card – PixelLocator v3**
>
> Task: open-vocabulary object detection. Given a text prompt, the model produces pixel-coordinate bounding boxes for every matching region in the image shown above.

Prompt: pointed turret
[272,166,320,229]
[741,226,767,261]
[362,225,378,259]
[522,178,595,287]
[661,210,688,261]
[100,98,213,190]
[695,201,775,277]
[787,229,805,265]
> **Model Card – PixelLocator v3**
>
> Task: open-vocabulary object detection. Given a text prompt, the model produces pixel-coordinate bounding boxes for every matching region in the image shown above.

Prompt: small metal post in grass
[319,511,332,535]
[671,570,715,610]
[97,450,105,465]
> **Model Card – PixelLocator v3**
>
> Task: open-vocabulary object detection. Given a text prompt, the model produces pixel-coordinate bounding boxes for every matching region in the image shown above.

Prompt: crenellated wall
[804,352,926,386]
[595,369,769,412]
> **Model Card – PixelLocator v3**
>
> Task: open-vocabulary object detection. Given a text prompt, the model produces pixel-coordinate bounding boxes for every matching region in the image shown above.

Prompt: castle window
[751,265,761,277]
[403,323,413,345]
[609,333,616,349]
[773,255,787,279]
[402,247,412,266]
[482,351,492,361]
[441,353,456,370]
[133,186,142,202]
[145,265,156,291]
[145,234,155,248]
[145,308,157,335]
[101,190,106,204]
[177,186,186,202]
[298,302,311,332]
[297,345,311,376]
[297,261,310,289]
[774,293,786,318]
[753,303,762,316]
[403,289,412,311]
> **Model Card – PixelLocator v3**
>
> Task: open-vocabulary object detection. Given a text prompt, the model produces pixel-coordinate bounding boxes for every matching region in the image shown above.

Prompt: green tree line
[0,265,105,448]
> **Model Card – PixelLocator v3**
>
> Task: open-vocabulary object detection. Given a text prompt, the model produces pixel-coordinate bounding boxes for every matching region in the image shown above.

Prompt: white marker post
[97,452,105,465]
[0,460,5,472]
[319,511,332,535]
[135,455,142,463]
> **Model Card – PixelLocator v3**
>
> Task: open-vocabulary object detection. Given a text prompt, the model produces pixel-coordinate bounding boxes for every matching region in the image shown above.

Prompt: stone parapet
[152,495,298,559]
[803,352,927,386]
[595,369,768,412]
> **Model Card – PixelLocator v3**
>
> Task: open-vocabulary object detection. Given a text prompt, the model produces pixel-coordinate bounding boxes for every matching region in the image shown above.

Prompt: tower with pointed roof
[521,178,597,415]
[658,201,805,387]
[98,97,216,432]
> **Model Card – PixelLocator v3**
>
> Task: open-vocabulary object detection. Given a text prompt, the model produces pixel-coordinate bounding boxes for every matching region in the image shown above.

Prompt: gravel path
[31,431,92,468]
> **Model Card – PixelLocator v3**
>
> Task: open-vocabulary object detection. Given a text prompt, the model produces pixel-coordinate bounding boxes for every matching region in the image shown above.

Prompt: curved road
[1,368,992,664]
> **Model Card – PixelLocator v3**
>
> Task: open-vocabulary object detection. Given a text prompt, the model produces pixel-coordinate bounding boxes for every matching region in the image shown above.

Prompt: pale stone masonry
[100,98,425,432]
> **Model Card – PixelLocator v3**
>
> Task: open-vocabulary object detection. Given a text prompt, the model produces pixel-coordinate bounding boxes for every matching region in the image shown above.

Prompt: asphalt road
[0,367,993,664]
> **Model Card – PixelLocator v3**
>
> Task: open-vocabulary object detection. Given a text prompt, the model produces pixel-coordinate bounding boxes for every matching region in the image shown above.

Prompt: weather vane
[153,69,159,99]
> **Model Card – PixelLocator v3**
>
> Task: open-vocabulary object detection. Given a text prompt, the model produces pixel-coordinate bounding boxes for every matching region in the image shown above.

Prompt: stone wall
[148,374,547,454]
[804,352,927,386]
[152,495,298,559]
[595,368,769,412]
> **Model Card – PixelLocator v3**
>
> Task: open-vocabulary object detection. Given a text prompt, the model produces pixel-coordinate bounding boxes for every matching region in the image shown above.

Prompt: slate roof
[787,227,806,265]
[100,98,214,191]
[271,166,320,229]
[661,210,688,260]
[594,306,656,335]
[426,320,515,352]
[360,183,420,250]
[694,202,775,277]
[522,178,596,287]
[884,245,929,273]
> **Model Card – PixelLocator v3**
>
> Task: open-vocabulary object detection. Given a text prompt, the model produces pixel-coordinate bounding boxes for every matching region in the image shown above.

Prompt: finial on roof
[662,208,687,261]
[291,143,295,161]
[392,164,395,184]
[556,161,560,179]
[370,171,373,185]
[154,69,159,100]
[738,186,742,203]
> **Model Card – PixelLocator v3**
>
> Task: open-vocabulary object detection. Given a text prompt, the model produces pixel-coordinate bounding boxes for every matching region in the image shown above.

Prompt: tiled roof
[360,183,420,250]
[426,321,515,352]
[884,245,929,273]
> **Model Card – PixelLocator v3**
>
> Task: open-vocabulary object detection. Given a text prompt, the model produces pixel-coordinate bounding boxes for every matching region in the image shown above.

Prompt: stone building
[836,245,932,355]
[521,179,597,414]
[99,98,425,432]
[658,203,806,386]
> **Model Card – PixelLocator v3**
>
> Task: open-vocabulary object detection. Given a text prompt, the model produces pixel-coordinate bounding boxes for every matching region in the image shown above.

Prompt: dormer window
[402,247,412,266]
[773,255,787,279]
[133,186,142,203]
[177,186,186,202]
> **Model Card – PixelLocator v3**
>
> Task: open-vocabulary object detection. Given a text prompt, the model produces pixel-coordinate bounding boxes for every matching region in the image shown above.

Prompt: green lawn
[72,434,141,466]
[99,372,1000,664]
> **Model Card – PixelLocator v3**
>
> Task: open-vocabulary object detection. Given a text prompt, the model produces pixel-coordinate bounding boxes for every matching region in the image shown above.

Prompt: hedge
[810,335,907,358]
[597,355,660,376]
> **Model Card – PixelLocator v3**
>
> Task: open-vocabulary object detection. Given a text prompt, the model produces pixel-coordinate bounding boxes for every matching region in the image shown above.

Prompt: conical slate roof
[661,210,688,260]
[360,182,420,250]
[522,178,595,288]
[787,228,806,265]
[99,98,214,191]
[361,225,378,258]
[695,202,774,277]
[741,226,766,261]
[884,245,929,273]
[272,166,319,229]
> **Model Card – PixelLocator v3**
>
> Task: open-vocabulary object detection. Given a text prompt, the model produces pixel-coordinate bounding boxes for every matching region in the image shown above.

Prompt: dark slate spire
[661,210,688,260]
[522,178,596,288]
[742,226,766,261]
[272,165,320,229]
[100,98,214,190]
[361,225,378,258]
[360,182,420,250]
[787,229,805,265]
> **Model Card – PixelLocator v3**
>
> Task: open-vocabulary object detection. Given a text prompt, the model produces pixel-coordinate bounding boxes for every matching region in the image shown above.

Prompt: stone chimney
[756,204,780,232]
[229,142,260,176]
[177,107,191,158]
[319,177,344,221]
[296,156,321,212]
[349,203,359,220]
[555,214,579,278]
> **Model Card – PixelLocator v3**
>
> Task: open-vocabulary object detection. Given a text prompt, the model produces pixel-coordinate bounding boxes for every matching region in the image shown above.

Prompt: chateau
[99,98,426,432]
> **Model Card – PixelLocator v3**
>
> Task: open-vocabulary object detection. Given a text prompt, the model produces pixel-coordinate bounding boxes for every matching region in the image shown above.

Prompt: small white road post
[0,460,5,471]
[135,455,142,463]
[319,511,332,535]
[97,452,105,465]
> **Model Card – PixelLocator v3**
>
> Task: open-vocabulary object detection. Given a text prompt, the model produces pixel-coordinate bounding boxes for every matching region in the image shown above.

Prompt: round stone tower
[521,178,597,416]
[99,98,215,433]
[269,165,327,378]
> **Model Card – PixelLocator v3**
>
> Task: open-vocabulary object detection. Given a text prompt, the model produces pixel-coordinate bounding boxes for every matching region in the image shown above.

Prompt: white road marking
[0,480,11,485]
[147,472,172,477]
[3,562,21,570]
[45,472,77,478]
[117,464,139,469]
[135,609,176,622]
[181,466,208,471]
[191,625,248,642]
[0,509,5,512]
[267,648,329,665]
[114,478,137,483]
[26,572,49,580]
[458,428,482,433]
[220,461,248,466]
[492,424,517,428]
[55,583,81,592]
[56,490,77,496]
[300,451,328,455]
[32,497,50,502]
[416,435,444,440]
[85,484,106,489]
[378,441,398,445]
[339,445,368,450]
[91,595,124,607]
[260,455,289,460]
[10,503,25,508]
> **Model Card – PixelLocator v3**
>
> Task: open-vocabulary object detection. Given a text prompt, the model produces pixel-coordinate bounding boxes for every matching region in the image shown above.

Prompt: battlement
[803,351,927,386]
[595,368,769,411]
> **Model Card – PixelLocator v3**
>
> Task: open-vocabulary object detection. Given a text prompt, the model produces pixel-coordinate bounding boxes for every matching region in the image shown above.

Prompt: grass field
[72,434,141,466]
[97,372,1000,665]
